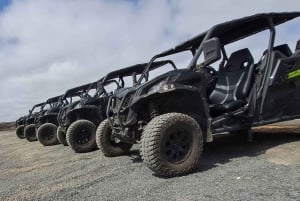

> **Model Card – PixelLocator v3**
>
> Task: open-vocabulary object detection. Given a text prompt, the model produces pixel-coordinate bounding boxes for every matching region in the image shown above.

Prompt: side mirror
[202,37,221,66]
[296,40,300,51]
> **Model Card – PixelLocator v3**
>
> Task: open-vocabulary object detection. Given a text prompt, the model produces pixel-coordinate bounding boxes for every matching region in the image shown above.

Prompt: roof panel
[160,12,300,55]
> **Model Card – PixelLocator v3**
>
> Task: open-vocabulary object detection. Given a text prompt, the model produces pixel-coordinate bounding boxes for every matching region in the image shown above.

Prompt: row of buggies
[15,13,300,177]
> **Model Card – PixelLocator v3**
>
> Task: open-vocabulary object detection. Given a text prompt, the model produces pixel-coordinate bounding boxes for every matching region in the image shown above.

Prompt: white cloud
[0,0,300,121]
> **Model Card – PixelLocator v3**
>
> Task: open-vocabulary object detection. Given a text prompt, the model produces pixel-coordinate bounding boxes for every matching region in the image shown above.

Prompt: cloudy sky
[0,0,300,122]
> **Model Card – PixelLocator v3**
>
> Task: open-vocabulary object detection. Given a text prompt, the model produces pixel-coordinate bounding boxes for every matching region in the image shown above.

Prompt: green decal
[288,69,300,79]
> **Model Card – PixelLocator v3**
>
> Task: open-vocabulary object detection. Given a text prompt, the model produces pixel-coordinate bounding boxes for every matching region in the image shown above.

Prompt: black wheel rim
[75,127,90,145]
[163,129,192,164]
[28,128,36,140]
[42,128,54,141]
[17,128,24,138]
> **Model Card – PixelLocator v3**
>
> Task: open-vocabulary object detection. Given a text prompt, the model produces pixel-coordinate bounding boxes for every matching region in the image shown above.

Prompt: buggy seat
[273,44,292,57]
[209,48,255,116]
[293,39,300,56]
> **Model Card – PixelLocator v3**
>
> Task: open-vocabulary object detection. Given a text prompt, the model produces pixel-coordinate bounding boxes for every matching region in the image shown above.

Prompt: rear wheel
[66,120,97,153]
[140,113,203,177]
[96,119,132,157]
[24,124,37,142]
[37,123,59,146]
[16,125,25,139]
[57,126,68,146]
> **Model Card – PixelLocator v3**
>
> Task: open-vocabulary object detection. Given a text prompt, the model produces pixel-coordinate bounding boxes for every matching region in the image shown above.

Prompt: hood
[135,69,203,95]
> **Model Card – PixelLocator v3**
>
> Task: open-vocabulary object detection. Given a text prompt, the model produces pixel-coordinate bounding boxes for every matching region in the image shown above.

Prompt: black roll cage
[60,82,99,104]
[101,60,177,87]
[45,94,64,108]
[29,102,46,114]
[137,12,300,119]
[138,12,300,87]
[57,83,97,126]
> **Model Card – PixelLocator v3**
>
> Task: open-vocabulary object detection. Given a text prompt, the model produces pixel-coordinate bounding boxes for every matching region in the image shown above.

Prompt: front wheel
[24,124,37,142]
[37,123,59,146]
[140,113,203,177]
[66,120,97,153]
[16,125,25,139]
[57,126,68,146]
[96,119,132,157]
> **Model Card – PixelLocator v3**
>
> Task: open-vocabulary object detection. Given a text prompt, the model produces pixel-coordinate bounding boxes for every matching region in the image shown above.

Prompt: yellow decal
[288,69,300,79]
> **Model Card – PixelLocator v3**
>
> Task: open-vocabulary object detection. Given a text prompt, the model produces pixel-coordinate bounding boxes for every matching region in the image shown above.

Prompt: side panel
[260,57,300,121]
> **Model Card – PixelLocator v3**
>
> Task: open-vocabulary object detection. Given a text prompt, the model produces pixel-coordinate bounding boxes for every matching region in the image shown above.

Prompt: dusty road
[0,127,299,201]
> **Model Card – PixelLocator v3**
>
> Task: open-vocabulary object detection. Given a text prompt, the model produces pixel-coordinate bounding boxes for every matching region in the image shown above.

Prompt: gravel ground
[0,129,299,201]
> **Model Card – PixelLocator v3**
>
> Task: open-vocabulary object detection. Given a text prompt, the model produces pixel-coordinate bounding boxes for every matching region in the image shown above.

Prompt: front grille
[113,98,122,111]
[123,96,131,107]
[112,95,132,111]
[58,105,69,127]
[111,94,133,126]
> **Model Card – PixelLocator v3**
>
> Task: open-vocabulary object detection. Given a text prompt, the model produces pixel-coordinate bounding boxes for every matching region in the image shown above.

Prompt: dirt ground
[0,122,299,201]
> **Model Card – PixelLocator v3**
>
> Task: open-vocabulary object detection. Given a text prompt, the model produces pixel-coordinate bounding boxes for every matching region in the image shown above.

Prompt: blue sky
[0,0,300,121]
[0,0,10,11]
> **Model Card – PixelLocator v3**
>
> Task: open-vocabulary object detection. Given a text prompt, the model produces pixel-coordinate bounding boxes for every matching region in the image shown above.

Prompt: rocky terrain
[0,122,299,201]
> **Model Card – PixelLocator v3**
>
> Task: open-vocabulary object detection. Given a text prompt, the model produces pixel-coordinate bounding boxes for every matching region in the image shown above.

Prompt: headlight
[147,81,166,94]
[74,102,81,109]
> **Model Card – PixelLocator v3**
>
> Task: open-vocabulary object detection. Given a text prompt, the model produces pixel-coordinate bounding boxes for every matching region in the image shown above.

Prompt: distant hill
[0,122,15,131]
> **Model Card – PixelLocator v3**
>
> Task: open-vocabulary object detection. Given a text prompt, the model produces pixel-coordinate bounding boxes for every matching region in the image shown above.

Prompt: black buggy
[65,62,170,153]
[15,115,28,139]
[64,81,107,153]
[96,12,300,177]
[56,83,96,147]
[36,95,64,146]
[23,102,46,142]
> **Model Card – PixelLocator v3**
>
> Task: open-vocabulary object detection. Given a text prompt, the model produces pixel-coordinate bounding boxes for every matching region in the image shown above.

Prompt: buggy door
[260,52,300,121]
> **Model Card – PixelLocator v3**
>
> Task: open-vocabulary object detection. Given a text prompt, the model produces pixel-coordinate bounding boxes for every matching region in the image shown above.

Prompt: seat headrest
[296,40,300,51]
[224,48,254,71]
[274,44,292,57]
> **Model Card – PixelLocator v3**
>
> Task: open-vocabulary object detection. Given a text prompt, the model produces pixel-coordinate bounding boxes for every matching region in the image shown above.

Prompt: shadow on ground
[198,132,299,172]
[129,132,300,172]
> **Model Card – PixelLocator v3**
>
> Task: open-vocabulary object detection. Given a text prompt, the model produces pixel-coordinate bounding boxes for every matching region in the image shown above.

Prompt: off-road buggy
[96,12,300,177]
[36,95,65,146]
[15,115,28,139]
[66,62,170,153]
[95,61,175,154]
[64,81,107,153]
[23,102,46,142]
[56,83,95,146]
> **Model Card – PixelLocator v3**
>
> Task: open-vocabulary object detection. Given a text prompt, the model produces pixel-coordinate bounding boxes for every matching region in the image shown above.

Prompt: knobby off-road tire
[16,125,25,139]
[37,123,59,146]
[66,120,97,153]
[24,124,37,142]
[96,119,132,157]
[140,113,203,177]
[57,126,68,146]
